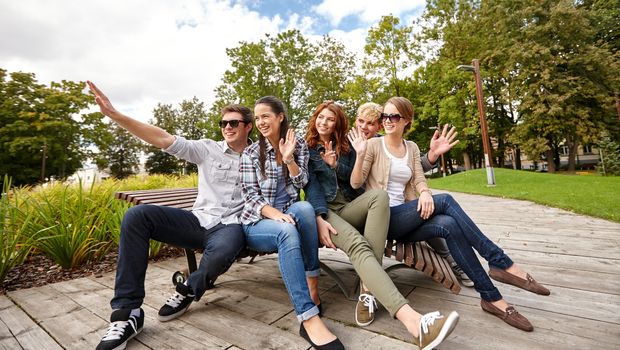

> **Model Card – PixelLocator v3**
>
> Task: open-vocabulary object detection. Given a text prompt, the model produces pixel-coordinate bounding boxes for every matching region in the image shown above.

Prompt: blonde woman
[349,97,550,332]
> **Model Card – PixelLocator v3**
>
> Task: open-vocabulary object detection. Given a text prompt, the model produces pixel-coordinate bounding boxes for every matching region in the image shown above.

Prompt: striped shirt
[239,135,309,225]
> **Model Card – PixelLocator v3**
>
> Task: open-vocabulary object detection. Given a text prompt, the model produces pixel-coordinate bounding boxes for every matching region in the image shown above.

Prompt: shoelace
[420,311,444,335]
[165,292,188,308]
[358,293,377,314]
[101,318,136,341]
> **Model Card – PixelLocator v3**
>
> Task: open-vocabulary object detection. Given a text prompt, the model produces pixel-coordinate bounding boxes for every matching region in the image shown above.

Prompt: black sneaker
[96,308,144,350]
[158,282,194,322]
[450,261,474,287]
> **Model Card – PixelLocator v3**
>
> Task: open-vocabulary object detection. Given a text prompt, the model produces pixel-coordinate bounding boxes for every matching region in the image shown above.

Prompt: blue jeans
[388,193,513,302]
[111,205,245,309]
[243,201,320,322]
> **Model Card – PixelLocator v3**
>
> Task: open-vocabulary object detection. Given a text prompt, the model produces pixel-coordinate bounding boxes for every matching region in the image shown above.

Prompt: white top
[382,138,412,207]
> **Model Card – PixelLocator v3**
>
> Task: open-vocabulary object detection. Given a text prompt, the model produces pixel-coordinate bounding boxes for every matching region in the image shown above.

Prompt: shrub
[23,181,116,269]
[0,177,36,283]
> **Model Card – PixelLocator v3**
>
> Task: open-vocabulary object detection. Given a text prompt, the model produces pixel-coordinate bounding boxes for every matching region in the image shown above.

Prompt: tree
[144,103,181,175]
[0,69,92,185]
[362,15,419,98]
[103,124,143,179]
[212,30,357,129]
[505,0,620,172]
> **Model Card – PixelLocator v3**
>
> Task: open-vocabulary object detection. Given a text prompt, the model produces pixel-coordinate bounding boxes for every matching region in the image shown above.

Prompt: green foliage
[362,15,418,98]
[0,70,94,185]
[22,181,116,268]
[0,176,37,283]
[213,30,357,129]
[144,98,209,175]
[597,133,620,175]
[0,173,198,276]
[430,168,620,222]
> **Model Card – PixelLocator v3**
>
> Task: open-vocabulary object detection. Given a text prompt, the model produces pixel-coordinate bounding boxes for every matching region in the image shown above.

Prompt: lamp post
[457,59,496,186]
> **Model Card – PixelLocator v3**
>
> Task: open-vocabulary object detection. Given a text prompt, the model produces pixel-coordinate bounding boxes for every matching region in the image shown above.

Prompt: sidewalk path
[3,191,619,349]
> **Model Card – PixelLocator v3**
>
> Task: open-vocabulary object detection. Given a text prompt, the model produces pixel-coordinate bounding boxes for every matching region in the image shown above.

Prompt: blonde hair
[356,102,382,123]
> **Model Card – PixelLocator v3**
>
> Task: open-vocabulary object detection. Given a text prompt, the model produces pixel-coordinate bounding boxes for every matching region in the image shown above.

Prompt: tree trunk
[567,142,577,172]
[545,150,556,172]
[514,147,522,170]
[463,152,471,170]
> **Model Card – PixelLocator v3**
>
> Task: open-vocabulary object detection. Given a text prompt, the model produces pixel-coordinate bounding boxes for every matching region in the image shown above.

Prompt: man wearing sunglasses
[88,81,253,350]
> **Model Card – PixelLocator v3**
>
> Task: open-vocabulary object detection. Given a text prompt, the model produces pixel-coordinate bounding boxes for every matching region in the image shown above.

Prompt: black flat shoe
[299,322,345,350]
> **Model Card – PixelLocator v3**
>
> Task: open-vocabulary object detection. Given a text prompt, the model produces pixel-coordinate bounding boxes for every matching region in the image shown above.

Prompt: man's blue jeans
[111,205,245,310]
[388,193,513,301]
[243,201,320,322]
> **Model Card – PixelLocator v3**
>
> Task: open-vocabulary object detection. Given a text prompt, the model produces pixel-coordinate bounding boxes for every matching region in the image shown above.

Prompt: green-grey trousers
[326,189,409,317]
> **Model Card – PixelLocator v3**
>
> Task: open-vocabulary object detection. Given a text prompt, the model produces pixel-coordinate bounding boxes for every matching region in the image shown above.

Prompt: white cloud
[0,0,428,126]
[0,0,288,122]
[313,0,426,27]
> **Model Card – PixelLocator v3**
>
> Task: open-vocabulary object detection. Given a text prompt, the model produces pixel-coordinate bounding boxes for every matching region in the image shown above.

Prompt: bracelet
[420,188,432,196]
[283,157,294,165]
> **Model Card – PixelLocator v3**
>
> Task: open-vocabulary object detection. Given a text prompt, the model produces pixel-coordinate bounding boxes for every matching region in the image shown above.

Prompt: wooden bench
[115,188,461,299]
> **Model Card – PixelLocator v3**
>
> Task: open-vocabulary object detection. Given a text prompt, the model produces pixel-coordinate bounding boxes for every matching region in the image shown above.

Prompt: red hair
[305,101,350,155]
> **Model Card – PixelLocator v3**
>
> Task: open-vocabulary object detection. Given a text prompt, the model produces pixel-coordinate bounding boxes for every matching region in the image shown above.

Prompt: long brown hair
[255,96,289,178]
[385,96,414,131]
[305,101,350,156]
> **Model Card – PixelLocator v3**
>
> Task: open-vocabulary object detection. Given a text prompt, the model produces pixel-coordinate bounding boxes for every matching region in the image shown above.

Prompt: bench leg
[185,249,197,274]
[319,261,359,301]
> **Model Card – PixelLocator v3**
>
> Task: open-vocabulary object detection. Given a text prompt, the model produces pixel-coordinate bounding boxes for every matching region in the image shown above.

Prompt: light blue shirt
[164,136,244,229]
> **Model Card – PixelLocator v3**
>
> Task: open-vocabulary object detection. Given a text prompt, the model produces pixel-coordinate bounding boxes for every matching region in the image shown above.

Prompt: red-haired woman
[304,101,459,349]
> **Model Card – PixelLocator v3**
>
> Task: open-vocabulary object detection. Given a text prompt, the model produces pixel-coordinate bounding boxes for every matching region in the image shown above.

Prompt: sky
[1,0,426,122]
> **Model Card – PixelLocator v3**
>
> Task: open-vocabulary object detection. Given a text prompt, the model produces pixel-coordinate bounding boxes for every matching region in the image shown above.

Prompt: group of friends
[88,81,551,350]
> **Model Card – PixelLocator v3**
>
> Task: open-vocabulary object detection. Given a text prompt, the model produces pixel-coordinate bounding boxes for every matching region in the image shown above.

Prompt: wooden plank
[413,242,425,270]
[419,244,435,277]
[182,302,308,350]
[404,243,414,266]
[0,297,62,350]
[7,286,113,350]
[395,243,404,262]
[273,313,415,349]
[495,238,620,260]
[405,287,620,349]
[384,240,393,258]
[427,246,445,283]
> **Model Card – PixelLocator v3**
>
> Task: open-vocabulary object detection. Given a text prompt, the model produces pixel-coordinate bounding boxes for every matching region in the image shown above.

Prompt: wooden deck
[2,191,619,349]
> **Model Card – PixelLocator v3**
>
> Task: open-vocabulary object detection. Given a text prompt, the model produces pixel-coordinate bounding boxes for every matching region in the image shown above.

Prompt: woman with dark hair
[240,96,343,349]
[349,96,550,333]
[304,101,459,350]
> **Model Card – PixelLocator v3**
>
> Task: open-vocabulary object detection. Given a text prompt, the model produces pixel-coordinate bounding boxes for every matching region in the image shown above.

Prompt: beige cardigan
[352,137,427,201]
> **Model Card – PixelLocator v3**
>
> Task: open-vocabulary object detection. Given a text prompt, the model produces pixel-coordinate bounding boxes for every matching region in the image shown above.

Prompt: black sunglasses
[219,119,247,128]
[380,113,403,123]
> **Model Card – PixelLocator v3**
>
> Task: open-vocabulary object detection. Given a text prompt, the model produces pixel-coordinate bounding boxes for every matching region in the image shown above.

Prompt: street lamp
[457,59,496,186]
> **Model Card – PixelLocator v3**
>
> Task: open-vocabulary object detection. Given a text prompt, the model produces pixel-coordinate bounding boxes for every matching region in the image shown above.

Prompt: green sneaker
[355,292,377,326]
[412,311,459,350]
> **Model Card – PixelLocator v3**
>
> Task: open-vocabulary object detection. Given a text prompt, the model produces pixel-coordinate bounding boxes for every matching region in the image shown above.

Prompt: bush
[0,177,36,283]
[23,181,117,269]
[597,135,620,176]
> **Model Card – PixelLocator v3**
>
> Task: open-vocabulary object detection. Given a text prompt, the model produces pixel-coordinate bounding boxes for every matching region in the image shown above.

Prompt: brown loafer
[489,268,551,295]
[480,300,533,332]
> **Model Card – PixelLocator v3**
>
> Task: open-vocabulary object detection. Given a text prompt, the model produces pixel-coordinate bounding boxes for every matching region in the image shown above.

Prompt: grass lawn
[429,168,620,223]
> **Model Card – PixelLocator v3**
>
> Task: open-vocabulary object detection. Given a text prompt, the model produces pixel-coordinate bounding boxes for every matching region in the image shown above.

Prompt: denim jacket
[304,141,364,217]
